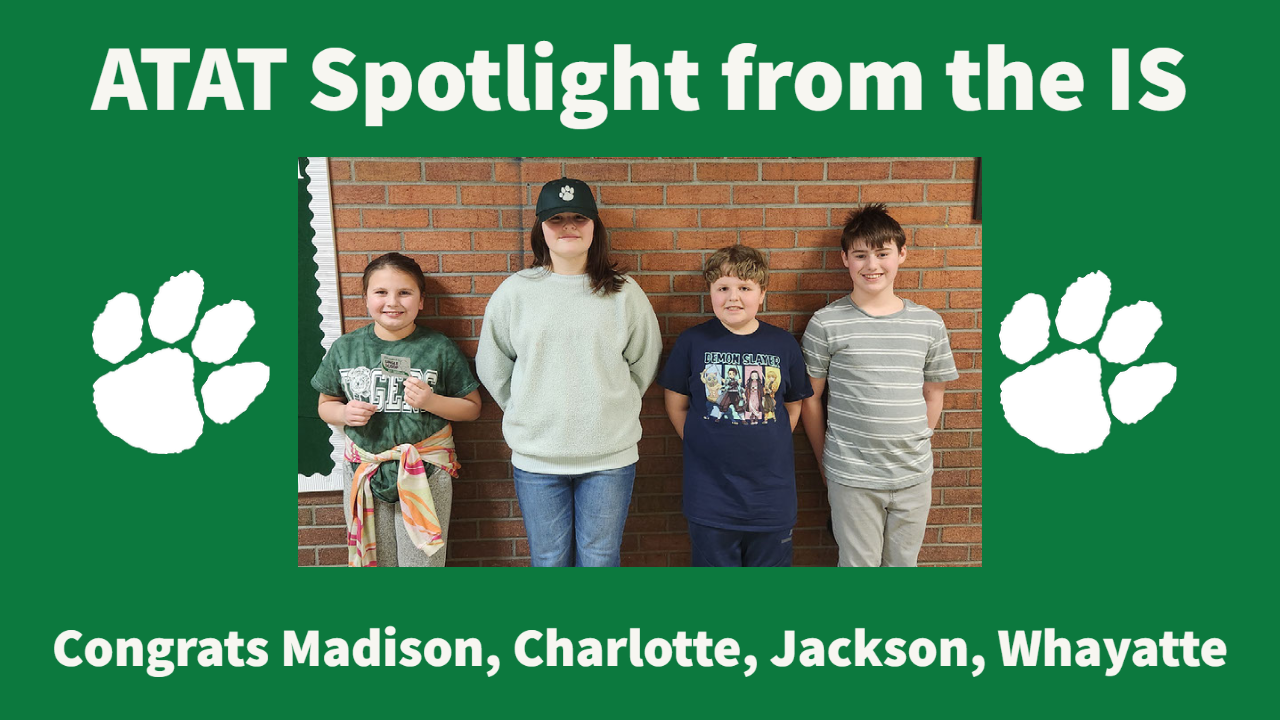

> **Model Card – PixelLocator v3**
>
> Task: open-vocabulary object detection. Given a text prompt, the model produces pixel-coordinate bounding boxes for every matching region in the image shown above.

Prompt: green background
[10,1,1274,716]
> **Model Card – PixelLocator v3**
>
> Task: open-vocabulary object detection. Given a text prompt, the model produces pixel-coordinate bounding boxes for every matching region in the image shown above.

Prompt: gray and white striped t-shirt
[802,296,959,491]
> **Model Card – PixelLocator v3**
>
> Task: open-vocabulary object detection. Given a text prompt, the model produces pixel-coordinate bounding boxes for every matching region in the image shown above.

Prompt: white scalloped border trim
[298,157,346,493]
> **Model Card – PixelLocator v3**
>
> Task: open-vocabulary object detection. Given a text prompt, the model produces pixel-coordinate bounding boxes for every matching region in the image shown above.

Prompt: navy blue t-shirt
[659,319,814,532]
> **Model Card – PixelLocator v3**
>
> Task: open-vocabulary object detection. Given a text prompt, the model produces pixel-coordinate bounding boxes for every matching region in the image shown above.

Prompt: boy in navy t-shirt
[659,246,813,566]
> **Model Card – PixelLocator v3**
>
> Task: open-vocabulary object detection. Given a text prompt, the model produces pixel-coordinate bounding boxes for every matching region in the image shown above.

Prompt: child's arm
[404,379,483,422]
[923,382,946,430]
[785,400,803,432]
[800,376,827,484]
[318,393,377,427]
[664,390,690,440]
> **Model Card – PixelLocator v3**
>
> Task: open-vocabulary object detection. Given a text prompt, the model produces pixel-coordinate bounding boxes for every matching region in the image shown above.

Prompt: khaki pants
[827,479,931,567]
[343,465,454,567]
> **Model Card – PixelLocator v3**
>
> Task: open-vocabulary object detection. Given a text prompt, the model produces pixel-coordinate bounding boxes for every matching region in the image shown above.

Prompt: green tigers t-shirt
[311,324,480,502]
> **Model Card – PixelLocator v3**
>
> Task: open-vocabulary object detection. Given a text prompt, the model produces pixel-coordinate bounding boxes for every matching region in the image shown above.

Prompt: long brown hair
[530,220,626,295]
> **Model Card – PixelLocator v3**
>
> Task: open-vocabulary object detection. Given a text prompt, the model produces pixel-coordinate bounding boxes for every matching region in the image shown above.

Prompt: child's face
[709,272,765,333]
[542,213,595,268]
[365,268,424,340]
[842,240,906,297]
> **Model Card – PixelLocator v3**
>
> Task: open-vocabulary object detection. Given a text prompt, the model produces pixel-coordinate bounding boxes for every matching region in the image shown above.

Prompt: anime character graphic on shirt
[762,367,782,422]
[743,366,765,423]
[700,366,723,418]
[716,365,745,421]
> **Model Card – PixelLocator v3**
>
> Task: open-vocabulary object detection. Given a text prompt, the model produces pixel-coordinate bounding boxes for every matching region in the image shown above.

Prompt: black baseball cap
[535,177,599,223]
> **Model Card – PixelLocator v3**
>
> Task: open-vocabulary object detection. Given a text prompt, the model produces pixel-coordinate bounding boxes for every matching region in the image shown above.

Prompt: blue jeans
[512,464,636,567]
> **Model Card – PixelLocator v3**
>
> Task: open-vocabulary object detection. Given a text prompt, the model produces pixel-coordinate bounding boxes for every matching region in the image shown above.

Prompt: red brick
[642,253,707,272]
[474,231,528,252]
[647,295,700,313]
[733,185,794,204]
[299,527,345,546]
[565,162,629,181]
[333,185,386,204]
[298,548,315,566]
[950,291,982,308]
[334,208,360,228]
[404,254,440,273]
[766,208,827,227]
[314,507,346,525]
[636,208,698,228]
[336,232,400,251]
[928,507,970,524]
[827,162,890,180]
[948,206,979,224]
[917,545,968,562]
[797,229,842,247]
[923,270,982,288]
[673,275,708,292]
[423,162,492,181]
[317,547,347,566]
[388,185,456,204]
[798,272,852,290]
[329,160,351,180]
[941,526,982,543]
[939,311,976,329]
[434,209,501,228]
[892,161,954,179]
[956,160,976,179]
[667,185,731,204]
[600,186,664,205]
[766,293,829,312]
[633,275,670,293]
[886,206,948,225]
[478,519,528,538]
[511,161,562,183]
[426,277,472,294]
[697,162,759,181]
[929,183,974,201]
[439,297,489,316]
[363,209,431,228]
[904,247,945,266]
[461,185,523,205]
[798,185,860,204]
[945,411,982,429]
[915,228,977,246]
[354,161,421,181]
[632,163,693,182]
[741,230,795,248]
[450,540,515,558]
[338,254,370,272]
[763,162,823,180]
[702,208,763,228]
[442,254,507,272]
[768,250,826,269]
[861,183,924,202]
[404,232,470,251]
[591,208,629,228]
[947,248,982,266]
[676,231,736,249]
[949,332,981,349]
[612,231,674,250]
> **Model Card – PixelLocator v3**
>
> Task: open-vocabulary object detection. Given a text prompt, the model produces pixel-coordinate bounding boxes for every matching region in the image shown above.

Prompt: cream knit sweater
[476,269,661,474]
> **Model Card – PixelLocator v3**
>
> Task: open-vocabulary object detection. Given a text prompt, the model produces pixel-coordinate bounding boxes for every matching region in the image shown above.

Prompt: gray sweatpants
[827,479,931,567]
[342,465,454,567]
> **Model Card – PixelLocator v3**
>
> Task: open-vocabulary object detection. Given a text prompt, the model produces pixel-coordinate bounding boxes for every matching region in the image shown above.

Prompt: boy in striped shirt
[800,204,959,567]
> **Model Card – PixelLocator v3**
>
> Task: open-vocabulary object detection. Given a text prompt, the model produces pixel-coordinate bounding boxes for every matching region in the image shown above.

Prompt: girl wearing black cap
[476,178,661,566]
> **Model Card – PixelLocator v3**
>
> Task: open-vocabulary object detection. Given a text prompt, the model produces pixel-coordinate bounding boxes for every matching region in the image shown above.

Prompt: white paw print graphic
[559,185,574,201]
[92,271,270,454]
[999,271,1177,454]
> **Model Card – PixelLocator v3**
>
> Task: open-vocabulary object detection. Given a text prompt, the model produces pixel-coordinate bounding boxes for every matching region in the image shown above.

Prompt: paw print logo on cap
[559,185,574,201]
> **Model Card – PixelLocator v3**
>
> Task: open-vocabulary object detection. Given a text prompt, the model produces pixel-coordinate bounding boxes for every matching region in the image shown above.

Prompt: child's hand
[403,377,435,411]
[344,400,378,427]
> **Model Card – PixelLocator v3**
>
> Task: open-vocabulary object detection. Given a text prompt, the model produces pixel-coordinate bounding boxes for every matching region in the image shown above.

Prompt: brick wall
[298,157,982,567]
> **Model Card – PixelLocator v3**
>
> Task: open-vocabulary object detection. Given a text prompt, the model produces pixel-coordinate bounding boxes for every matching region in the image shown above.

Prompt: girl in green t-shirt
[313,253,482,567]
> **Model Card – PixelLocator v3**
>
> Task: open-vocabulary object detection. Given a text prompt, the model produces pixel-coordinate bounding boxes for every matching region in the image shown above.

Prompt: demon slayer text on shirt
[659,319,813,531]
